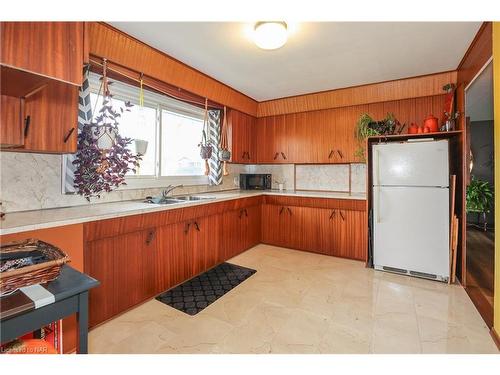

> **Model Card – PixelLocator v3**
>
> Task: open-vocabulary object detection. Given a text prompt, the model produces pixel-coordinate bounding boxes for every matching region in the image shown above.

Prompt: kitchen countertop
[0,190,366,235]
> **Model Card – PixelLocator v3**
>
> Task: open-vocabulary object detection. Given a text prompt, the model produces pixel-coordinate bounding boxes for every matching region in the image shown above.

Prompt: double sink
[144,195,216,205]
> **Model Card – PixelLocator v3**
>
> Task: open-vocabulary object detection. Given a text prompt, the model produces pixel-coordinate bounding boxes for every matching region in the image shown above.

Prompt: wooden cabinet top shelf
[367,130,463,143]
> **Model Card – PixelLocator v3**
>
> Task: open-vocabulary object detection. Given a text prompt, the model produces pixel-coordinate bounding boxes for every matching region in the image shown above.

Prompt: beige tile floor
[89,244,499,354]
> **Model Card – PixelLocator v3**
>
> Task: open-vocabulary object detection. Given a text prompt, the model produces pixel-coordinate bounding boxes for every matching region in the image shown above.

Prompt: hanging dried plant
[73,60,142,201]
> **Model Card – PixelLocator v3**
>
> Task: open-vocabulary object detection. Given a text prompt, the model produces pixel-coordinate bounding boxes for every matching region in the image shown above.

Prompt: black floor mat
[155,262,257,315]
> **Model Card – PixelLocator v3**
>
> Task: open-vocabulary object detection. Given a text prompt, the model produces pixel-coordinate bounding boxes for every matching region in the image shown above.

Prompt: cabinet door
[273,114,292,163]
[86,228,160,327]
[0,95,23,148]
[341,210,367,261]
[1,22,84,85]
[191,214,222,275]
[85,237,116,327]
[318,209,344,257]
[113,231,150,314]
[335,105,367,163]
[23,80,78,153]
[318,209,366,260]
[256,117,276,163]
[222,208,245,260]
[261,204,287,246]
[223,205,261,260]
[243,204,261,250]
[229,110,256,163]
[157,221,193,290]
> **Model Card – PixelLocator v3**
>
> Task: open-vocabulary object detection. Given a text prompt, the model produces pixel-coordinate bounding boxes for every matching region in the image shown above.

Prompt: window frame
[88,73,210,188]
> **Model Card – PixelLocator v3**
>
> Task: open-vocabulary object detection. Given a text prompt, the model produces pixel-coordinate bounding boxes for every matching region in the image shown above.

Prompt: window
[161,110,204,176]
[88,73,208,187]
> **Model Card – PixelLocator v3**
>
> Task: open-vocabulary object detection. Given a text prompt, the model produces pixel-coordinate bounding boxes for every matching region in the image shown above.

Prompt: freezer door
[372,140,449,187]
[373,186,450,279]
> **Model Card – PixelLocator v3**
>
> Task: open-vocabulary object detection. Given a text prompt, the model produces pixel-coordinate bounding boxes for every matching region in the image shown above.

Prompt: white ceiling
[110,22,482,101]
[466,61,493,122]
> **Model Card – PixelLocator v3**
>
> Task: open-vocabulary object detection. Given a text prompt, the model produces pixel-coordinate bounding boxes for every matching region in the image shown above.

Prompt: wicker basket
[0,239,70,297]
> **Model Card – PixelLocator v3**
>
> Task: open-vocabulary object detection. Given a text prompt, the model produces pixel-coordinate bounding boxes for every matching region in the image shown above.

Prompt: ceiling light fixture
[253,21,288,50]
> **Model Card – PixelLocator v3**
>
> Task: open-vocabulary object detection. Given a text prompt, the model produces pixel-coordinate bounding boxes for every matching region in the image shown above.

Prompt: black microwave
[240,174,272,190]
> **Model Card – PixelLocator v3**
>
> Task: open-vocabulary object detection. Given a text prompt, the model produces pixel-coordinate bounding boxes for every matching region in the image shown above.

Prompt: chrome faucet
[162,184,184,198]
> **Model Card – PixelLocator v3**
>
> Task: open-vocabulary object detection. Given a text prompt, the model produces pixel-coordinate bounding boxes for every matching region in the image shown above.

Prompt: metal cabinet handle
[145,230,155,245]
[273,152,279,160]
[63,127,75,143]
[287,207,292,215]
[194,221,200,231]
[246,152,250,159]
[184,222,191,234]
[337,150,344,159]
[244,208,248,217]
[329,210,336,220]
[281,152,287,160]
[239,209,244,219]
[279,206,285,215]
[339,211,345,221]
[24,116,31,138]
[328,150,334,159]
[242,152,246,159]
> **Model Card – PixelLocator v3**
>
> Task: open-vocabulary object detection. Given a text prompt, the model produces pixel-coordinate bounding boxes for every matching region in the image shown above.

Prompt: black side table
[1,265,99,354]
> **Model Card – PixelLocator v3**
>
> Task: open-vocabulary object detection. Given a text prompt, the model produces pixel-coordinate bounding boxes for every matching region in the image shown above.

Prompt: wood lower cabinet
[262,204,367,261]
[318,208,367,260]
[222,204,261,260]
[85,228,158,327]
[85,196,367,327]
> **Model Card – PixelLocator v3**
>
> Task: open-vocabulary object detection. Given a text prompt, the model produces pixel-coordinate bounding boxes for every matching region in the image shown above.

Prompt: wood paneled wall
[257,71,457,117]
[88,22,258,116]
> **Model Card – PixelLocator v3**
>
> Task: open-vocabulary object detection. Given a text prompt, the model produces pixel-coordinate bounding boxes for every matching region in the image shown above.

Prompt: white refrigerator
[372,139,450,282]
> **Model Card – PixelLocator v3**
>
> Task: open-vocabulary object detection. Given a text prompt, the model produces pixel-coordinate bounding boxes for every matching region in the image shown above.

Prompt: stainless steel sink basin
[144,197,184,205]
[144,195,215,204]
[175,195,216,201]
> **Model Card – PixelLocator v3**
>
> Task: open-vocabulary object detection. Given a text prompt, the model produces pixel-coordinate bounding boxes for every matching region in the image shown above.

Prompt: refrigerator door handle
[376,187,381,223]
[375,149,381,186]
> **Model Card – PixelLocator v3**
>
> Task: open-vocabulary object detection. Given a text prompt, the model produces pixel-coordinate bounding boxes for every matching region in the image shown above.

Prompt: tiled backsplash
[295,164,350,191]
[0,152,366,213]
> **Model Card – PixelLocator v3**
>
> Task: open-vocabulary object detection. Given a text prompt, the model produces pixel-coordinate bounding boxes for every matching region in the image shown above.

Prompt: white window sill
[119,175,210,190]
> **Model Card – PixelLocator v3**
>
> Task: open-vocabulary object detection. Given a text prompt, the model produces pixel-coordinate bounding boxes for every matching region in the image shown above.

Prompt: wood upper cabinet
[228,109,257,163]
[0,95,23,148]
[222,204,261,260]
[256,115,293,163]
[256,108,363,164]
[22,80,79,153]
[1,22,85,85]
